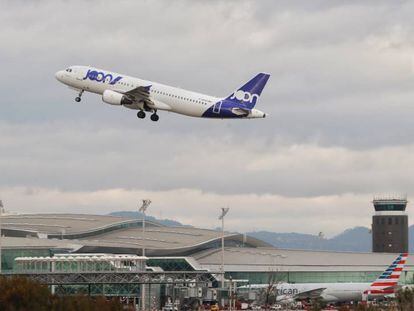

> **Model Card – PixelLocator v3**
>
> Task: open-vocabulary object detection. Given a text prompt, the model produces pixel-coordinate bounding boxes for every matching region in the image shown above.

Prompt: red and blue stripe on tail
[366,253,408,295]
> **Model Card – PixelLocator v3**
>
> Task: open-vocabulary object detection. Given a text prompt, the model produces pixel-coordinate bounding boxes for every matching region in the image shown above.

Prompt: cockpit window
[65,68,73,72]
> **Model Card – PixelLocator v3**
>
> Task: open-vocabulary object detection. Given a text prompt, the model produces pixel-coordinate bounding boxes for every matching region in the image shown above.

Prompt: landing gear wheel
[75,90,84,102]
[137,111,146,119]
[150,113,159,122]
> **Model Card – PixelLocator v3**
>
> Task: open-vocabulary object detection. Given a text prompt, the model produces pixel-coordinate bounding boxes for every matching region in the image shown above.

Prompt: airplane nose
[55,70,63,81]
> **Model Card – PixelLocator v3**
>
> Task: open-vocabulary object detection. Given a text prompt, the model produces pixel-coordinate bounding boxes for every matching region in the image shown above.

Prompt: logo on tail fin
[230,90,259,104]
[226,73,270,109]
[366,253,408,295]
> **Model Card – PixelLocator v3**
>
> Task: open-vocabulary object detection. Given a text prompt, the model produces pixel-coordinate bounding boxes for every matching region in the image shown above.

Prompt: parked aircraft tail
[367,253,408,295]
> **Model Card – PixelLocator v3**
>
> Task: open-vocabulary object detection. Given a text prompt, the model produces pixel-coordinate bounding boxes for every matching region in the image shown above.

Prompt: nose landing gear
[75,90,84,102]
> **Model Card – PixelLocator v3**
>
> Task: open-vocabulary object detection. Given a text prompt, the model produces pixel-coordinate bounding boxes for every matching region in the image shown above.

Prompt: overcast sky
[2,0,414,236]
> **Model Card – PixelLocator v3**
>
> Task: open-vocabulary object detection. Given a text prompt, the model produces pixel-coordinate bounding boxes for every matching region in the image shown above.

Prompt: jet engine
[102,90,133,105]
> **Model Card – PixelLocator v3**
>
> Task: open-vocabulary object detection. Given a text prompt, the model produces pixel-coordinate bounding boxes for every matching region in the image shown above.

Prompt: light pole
[219,207,229,289]
[139,199,151,311]
[139,199,151,257]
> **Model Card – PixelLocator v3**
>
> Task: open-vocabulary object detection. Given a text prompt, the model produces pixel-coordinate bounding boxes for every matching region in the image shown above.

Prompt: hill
[108,211,191,227]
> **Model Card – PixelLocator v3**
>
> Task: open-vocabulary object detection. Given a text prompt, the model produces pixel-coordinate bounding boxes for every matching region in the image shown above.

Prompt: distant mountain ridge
[109,211,192,227]
[108,211,414,252]
[248,225,414,252]
[246,227,371,252]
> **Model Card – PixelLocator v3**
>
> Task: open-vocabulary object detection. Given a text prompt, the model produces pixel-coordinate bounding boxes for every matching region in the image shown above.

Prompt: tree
[0,276,52,311]
[0,277,125,311]
[396,287,414,311]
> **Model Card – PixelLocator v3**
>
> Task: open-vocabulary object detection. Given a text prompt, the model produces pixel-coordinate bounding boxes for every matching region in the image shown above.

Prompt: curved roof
[1,213,271,256]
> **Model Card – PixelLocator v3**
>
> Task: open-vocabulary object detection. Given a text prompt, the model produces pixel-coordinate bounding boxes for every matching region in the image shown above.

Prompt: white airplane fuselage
[55,66,268,120]
[242,253,408,304]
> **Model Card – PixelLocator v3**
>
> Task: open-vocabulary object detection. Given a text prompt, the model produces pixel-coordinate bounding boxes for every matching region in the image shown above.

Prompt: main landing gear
[137,110,146,119]
[75,90,84,102]
[150,113,159,122]
[137,110,159,121]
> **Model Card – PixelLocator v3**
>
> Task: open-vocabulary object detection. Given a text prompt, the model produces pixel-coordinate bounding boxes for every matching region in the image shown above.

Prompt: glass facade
[2,248,52,272]
[3,250,414,287]
[227,270,414,285]
[373,199,407,212]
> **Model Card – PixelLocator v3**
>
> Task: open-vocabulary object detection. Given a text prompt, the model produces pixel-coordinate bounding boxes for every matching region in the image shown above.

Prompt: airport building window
[3,248,52,272]
[227,271,388,285]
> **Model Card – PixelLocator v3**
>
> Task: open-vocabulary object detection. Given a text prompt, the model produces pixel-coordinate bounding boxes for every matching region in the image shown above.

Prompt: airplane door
[213,101,222,114]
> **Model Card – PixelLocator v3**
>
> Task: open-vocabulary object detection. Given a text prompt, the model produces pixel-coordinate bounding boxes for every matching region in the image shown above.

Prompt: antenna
[219,207,229,220]
[139,199,151,213]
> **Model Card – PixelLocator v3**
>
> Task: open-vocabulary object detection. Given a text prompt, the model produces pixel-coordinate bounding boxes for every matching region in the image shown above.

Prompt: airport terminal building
[2,213,413,287]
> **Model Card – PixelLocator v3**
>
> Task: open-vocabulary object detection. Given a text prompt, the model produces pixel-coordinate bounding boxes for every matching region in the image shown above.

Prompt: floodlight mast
[139,199,151,311]
[219,207,229,289]
[139,199,151,257]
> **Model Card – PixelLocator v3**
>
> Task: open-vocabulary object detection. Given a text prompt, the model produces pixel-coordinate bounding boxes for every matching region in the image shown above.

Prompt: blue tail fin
[226,73,270,109]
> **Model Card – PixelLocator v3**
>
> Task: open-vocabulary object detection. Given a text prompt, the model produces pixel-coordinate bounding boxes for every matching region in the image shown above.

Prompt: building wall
[227,270,414,285]
[372,215,408,253]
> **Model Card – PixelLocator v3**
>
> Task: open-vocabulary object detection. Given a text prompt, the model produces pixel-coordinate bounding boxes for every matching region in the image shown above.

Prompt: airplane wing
[124,85,152,105]
[120,85,171,111]
[293,288,326,300]
[382,285,398,291]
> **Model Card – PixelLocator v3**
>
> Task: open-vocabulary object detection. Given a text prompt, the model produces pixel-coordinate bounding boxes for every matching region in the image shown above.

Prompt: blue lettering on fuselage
[275,288,299,296]
[83,69,122,85]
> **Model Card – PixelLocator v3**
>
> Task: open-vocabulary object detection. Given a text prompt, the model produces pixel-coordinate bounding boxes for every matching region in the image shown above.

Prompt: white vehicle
[55,66,270,121]
[240,253,408,303]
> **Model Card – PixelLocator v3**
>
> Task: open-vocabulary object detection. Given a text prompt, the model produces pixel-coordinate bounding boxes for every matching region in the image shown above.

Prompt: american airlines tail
[366,253,409,296]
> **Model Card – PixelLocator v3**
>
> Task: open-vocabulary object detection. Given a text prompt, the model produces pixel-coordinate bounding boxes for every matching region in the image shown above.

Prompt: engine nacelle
[102,90,133,106]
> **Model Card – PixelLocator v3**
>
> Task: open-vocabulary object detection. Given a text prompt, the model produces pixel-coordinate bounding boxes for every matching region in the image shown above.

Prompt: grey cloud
[1,121,414,199]
[1,1,414,234]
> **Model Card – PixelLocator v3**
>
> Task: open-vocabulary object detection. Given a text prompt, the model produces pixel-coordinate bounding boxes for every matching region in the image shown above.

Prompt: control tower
[372,195,408,253]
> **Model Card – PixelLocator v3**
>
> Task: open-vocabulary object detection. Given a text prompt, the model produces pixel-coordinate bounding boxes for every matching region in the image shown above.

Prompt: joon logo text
[230,90,259,104]
[83,69,122,85]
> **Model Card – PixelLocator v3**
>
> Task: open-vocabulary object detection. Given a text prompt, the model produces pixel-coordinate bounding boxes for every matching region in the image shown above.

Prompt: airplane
[239,253,408,304]
[55,66,270,121]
